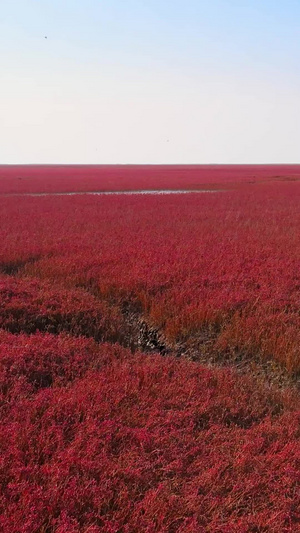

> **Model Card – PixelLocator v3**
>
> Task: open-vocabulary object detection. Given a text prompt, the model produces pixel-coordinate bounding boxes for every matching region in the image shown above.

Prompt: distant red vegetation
[0,164,300,193]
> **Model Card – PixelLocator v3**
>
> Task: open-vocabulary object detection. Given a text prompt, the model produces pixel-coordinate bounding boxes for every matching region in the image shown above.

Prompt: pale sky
[1,0,300,164]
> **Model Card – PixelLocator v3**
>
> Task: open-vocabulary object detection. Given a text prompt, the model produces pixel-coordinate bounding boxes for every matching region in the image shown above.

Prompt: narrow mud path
[0,262,298,393]
[120,301,300,392]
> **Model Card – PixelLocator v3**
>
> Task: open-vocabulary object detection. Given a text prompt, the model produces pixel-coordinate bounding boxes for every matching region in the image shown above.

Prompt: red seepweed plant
[0,331,300,532]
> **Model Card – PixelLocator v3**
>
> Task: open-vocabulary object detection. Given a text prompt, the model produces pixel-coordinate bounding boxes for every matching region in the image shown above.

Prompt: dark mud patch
[120,303,300,392]
[272,176,300,182]
[0,256,41,276]
[120,301,170,355]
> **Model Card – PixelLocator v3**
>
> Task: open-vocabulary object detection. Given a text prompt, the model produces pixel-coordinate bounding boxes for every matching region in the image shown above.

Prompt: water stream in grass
[2,189,225,197]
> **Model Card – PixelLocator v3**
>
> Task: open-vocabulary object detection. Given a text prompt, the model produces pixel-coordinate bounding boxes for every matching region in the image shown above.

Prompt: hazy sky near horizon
[1,1,300,164]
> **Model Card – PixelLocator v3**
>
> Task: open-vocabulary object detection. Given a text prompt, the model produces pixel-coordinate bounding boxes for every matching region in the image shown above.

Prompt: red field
[0,166,300,532]
[1,164,300,193]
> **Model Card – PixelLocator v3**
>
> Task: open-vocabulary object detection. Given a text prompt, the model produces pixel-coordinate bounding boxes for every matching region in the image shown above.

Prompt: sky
[0,0,300,164]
